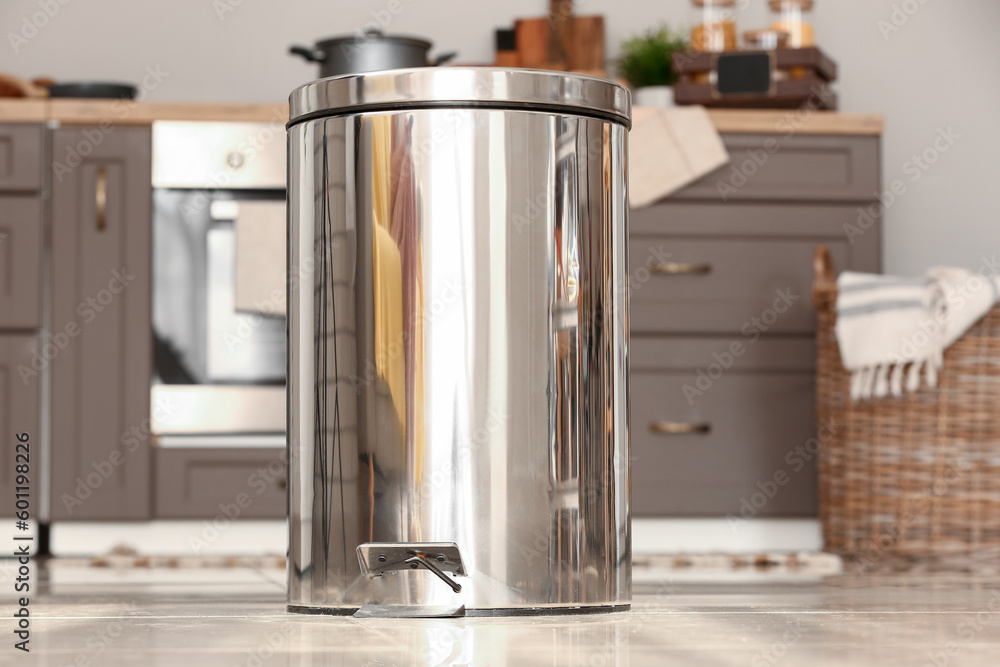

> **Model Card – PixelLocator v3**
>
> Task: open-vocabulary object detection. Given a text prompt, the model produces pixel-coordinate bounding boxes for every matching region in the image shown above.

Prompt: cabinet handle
[651,262,711,275]
[95,166,107,232]
[649,421,711,435]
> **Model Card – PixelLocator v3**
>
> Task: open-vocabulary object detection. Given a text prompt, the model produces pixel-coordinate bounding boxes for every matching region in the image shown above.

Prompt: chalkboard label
[715,53,774,97]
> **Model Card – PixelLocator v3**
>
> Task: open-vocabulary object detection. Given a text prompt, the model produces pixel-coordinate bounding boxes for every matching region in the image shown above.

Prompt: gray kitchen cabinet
[49,126,153,521]
[0,124,44,191]
[0,335,41,515]
[0,123,44,521]
[630,131,881,518]
[154,447,287,519]
[670,134,880,202]
[0,196,43,329]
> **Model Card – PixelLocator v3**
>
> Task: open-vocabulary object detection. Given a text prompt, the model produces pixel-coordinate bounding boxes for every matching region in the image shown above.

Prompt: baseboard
[43,518,822,557]
[634,518,822,554]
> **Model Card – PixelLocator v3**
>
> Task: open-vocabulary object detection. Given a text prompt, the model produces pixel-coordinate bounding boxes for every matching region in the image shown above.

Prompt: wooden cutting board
[568,15,604,72]
[514,14,605,74]
[515,17,554,69]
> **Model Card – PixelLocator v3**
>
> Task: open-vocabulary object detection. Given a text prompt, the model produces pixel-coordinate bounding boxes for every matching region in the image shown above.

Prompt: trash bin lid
[288,67,631,129]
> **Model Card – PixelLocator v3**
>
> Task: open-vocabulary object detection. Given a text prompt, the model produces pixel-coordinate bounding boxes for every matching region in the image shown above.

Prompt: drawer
[154,447,287,519]
[0,196,42,329]
[630,235,850,335]
[671,134,879,202]
[631,337,816,373]
[0,124,44,192]
[630,370,817,517]
[0,335,40,516]
[632,200,880,242]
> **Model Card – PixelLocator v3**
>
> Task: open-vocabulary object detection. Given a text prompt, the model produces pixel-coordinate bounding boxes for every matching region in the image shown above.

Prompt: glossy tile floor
[4,558,1000,666]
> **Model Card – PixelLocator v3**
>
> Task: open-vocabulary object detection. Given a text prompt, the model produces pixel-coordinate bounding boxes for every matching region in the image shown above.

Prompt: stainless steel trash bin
[286,68,631,616]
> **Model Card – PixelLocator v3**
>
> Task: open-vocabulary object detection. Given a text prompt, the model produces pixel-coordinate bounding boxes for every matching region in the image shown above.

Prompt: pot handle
[289,45,326,63]
[431,51,458,67]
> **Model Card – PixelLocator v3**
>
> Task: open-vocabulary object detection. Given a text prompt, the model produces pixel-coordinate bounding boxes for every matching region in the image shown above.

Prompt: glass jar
[769,0,815,48]
[744,29,790,51]
[744,29,791,81]
[691,0,738,53]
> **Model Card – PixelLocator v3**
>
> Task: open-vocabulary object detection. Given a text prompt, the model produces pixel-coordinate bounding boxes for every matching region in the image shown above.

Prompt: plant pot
[633,85,674,108]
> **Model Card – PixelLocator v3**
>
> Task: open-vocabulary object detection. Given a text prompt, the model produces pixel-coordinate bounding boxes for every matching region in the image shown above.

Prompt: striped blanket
[835,268,1000,400]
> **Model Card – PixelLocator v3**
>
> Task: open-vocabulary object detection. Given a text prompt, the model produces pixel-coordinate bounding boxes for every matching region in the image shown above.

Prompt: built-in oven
[150,121,287,437]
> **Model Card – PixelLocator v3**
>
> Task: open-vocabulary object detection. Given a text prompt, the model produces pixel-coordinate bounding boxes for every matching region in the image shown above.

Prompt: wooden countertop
[0,99,882,135]
[0,99,48,122]
[705,109,883,135]
[0,100,288,124]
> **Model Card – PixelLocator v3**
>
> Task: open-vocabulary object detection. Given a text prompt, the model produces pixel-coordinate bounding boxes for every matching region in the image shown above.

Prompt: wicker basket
[813,245,1000,573]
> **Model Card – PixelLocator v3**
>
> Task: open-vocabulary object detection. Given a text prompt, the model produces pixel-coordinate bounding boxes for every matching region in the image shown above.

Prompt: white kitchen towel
[835,267,1000,400]
[628,105,729,207]
[234,201,287,317]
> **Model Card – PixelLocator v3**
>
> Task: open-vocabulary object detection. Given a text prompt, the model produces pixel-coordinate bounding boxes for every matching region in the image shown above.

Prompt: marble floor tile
[5,558,1000,666]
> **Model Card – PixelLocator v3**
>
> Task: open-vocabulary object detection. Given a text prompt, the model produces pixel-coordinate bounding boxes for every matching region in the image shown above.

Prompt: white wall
[3,0,998,274]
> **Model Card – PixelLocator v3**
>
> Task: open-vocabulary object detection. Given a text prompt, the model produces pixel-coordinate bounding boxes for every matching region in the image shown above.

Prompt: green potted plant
[617,25,689,107]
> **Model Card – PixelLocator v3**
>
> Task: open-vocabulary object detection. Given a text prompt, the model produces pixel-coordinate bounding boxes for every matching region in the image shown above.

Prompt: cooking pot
[289,29,456,78]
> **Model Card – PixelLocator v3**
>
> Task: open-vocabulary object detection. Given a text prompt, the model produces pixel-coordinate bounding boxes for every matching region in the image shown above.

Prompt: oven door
[152,189,286,434]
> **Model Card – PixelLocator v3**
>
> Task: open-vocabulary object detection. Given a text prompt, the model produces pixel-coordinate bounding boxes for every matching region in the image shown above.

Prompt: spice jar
[691,0,738,53]
[769,0,815,48]
[743,29,790,81]
[743,29,790,51]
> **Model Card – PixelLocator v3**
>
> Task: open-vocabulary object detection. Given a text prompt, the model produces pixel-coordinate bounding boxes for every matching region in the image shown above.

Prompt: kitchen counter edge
[0,100,883,135]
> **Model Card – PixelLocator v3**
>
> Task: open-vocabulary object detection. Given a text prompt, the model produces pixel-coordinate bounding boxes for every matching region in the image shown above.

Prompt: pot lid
[288,67,631,129]
[314,32,432,49]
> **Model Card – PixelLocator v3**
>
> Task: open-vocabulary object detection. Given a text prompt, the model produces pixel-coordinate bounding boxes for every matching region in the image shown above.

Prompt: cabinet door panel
[154,448,287,519]
[630,235,851,335]
[631,369,817,517]
[672,134,880,202]
[0,124,43,192]
[0,196,42,329]
[50,126,152,520]
[0,335,40,516]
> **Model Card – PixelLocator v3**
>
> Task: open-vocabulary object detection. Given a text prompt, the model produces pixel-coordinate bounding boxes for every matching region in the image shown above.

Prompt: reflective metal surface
[151,121,287,436]
[151,385,285,435]
[288,67,631,127]
[287,71,630,613]
[152,121,286,189]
